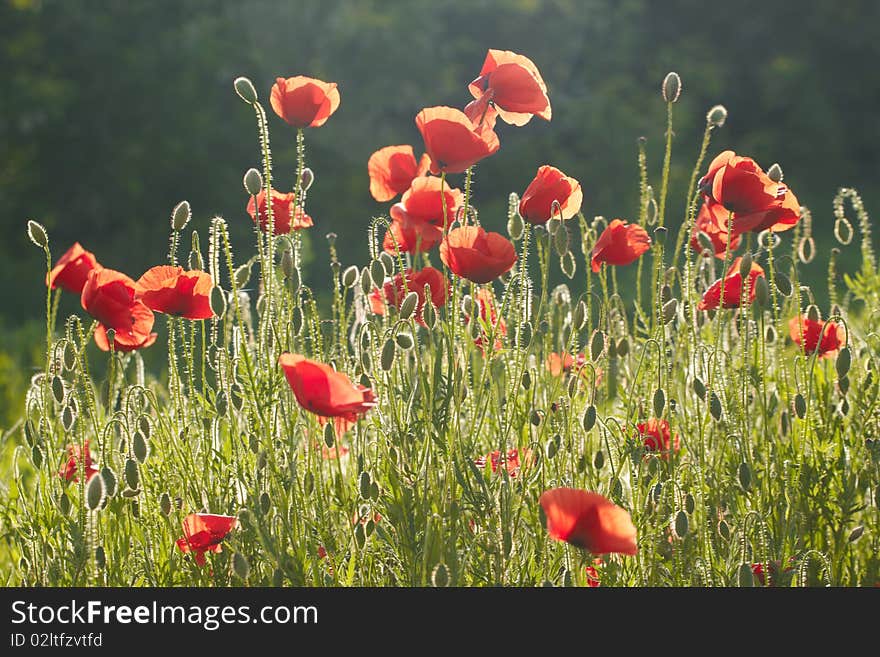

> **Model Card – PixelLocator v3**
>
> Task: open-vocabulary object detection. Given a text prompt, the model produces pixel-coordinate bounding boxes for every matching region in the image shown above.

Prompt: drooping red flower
[518,165,582,225]
[47,243,101,295]
[539,487,638,555]
[81,268,157,352]
[368,145,431,202]
[697,257,765,311]
[369,266,449,325]
[699,151,800,235]
[590,219,651,273]
[246,188,313,234]
[690,199,742,258]
[175,513,238,567]
[270,76,340,128]
[636,418,681,461]
[415,106,500,174]
[466,287,507,353]
[440,226,517,283]
[59,440,99,483]
[789,315,846,359]
[468,49,551,126]
[382,177,463,254]
[474,447,532,478]
[136,266,214,320]
[279,353,377,435]
[463,96,499,136]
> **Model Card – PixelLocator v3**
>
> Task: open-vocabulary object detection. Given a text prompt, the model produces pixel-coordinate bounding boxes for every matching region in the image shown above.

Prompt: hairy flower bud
[662,72,682,103]
[233,76,258,104]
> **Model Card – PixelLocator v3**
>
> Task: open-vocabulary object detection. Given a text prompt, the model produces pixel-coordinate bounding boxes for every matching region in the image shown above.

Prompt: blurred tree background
[2,0,879,428]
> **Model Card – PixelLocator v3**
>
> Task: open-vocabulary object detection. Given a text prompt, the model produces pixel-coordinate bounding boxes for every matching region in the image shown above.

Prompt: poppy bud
[530,409,544,426]
[281,249,294,279]
[673,510,689,538]
[661,72,682,103]
[399,291,419,320]
[235,263,252,289]
[431,563,450,587]
[534,225,549,248]
[422,301,437,329]
[547,217,561,236]
[653,388,666,417]
[737,462,751,491]
[51,376,65,405]
[233,76,258,104]
[104,329,116,350]
[515,321,532,348]
[86,473,106,511]
[836,347,851,379]
[590,330,605,361]
[766,163,784,183]
[583,404,597,431]
[124,458,139,490]
[794,392,807,419]
[395,330,414,350]
[233,552,250,579]
[370,259,386,288]
[188,248,203,271]
[848,525,864,542]
[755,275,770,309]
[709,391,722,421]
[133,431,149,463]
[100,466,117,497]
[461,294,476,316]
[706,105,728,127]
[299,168,315,191]
[692,377,706,400]
[27,220,48,249]
[653,225,667,246]
[561,251,576,279]
[210,287,226,319]
[171,200,191,232]
[553,224,569,256]
[738,563,754,587]
[662,298,678,324]
[508,212,525,240]
[159,492,172,516]
[341,265,358,288]
[775,273,792,297]
[243,168,263,196]
[359,267,373,295]
[572,299,586,330]
[380,338,396,371]
[323,422,334,448]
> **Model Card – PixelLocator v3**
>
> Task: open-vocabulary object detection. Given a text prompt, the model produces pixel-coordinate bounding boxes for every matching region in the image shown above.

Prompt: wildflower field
[2,48,878,588]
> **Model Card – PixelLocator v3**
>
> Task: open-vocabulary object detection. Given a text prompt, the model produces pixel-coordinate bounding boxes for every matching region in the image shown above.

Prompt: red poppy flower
[466,287,507,353]
[368,145,431,202]
[474,448,532,478]
[279,353,377,433]
[697,257,765,311]
[751,558,796,587]
[546,352,602,385]
[440,226,517,283]
[81,268,157,352]
[247,188,313,234]
[539,487,638,555]
[590,219,651,273]
[415,106,500,174]
[352,509,382,526]
[136,266,214,320]
[383,215,444,255]
[636,418,681,461]
[468,49,551,126]
[369,266,449,325]
[699,151,800,235]
[585,564,601,588]
[463,95,499,136]
[382,177,463,254]
[46,243,100,295]
[270,75,340,128]
[788,315,846,359]
[518,165,582,225]
[59,440,99,483]
[690,199,741,258]
[175,513,237,567]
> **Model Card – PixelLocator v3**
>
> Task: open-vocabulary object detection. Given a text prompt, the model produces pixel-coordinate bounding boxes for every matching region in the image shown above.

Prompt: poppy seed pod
[662,72,682,103]
[172,201,191,232]
[27,220,48,249]
[233,76,258,104]
[243,168,263,196]
[706,105,728,127]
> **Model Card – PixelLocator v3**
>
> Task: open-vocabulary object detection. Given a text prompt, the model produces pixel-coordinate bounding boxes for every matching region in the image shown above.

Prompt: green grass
[1,68,879,588]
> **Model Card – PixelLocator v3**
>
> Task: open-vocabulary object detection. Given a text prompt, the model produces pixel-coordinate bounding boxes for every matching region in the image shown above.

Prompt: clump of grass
[2,58,878,588]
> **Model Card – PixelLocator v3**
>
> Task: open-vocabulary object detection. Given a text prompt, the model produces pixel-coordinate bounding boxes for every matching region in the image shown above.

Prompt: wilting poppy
[690,199,741,258]
[247,188,313,234]
[466,287,507,353]
[368,145,431,202]
[590,219,651,273]
[279,353,377,434]
[47,243,100,295]
[697,257,765,311]
[518,165,582,225]
[59,440,99,483]
[539,487,638,555]
[440,226,517,283]
[468,49,551,126]
[270,75,340,128]
[369,266,449,325]
[81,268,157,352]
[699,151,800,235]
[789,315,846,359]
[474,448,532,478]
[415,106,500,174]
[136,266,214,320]
[636,418,681,461]
[175,513,237,567]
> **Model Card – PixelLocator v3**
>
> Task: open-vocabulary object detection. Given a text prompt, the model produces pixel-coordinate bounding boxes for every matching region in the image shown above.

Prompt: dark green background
[2,0,878,425]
